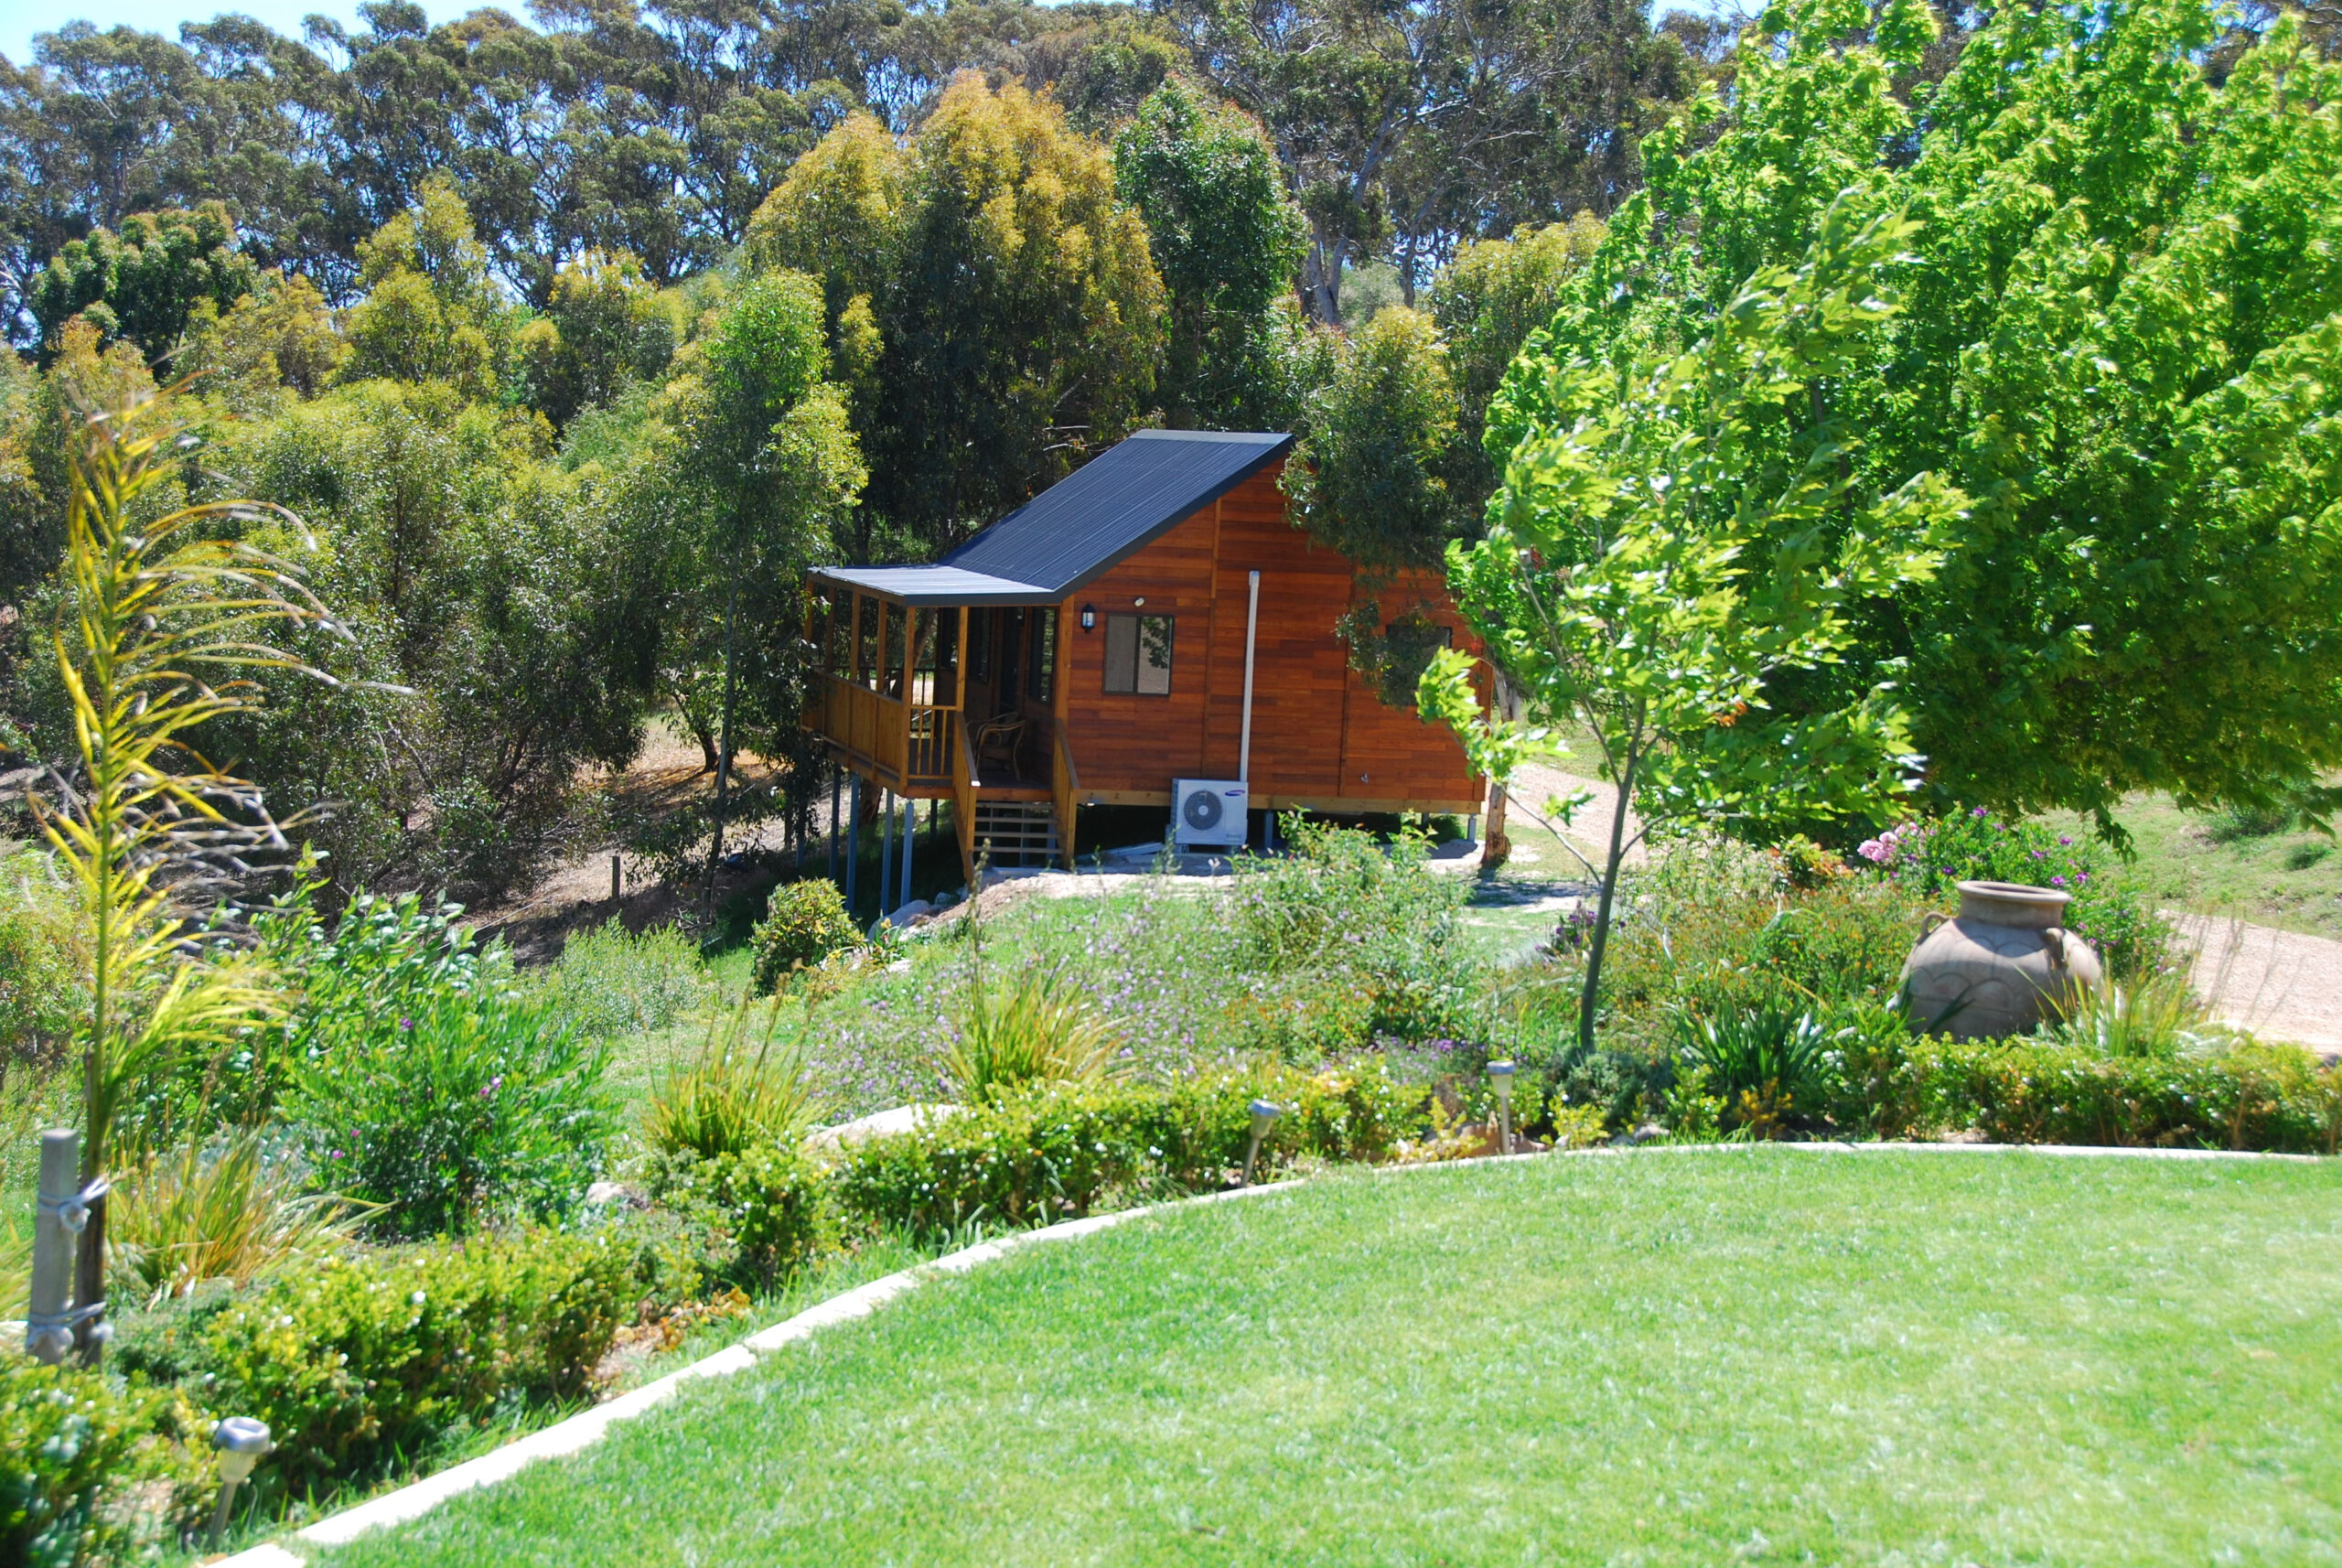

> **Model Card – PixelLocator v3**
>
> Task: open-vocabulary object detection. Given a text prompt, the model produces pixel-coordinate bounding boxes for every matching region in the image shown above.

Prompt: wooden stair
[971,798,1061,868]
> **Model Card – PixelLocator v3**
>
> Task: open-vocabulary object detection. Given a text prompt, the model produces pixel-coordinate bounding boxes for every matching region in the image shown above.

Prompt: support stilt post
[846,779,863,916]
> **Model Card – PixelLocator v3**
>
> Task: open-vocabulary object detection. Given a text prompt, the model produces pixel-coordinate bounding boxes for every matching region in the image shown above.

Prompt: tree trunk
[1574,749,1638,1056]
[702,579,741,919]
[1481,783,1510,869]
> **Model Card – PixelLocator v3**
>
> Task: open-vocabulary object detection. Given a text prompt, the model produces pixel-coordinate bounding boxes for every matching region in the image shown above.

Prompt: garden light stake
[209,1416,272,1550]
[1242,1099,1281,1186]
[1488,1060,1516,1155]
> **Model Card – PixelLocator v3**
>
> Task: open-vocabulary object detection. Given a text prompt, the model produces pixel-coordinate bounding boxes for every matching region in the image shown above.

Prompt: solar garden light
[1241,1099,1282,1187]
[208,1417,272,1550]
[1488,1060,1517,1155]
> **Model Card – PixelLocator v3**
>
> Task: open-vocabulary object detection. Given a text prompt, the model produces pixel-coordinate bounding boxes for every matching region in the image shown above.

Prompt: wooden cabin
[803,429,1487,886]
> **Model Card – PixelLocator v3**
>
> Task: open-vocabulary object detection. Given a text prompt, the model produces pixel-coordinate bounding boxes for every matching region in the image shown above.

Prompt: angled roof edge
[1051,430,1295,596]
[808,565,1060,607]
[938,429,1295,597]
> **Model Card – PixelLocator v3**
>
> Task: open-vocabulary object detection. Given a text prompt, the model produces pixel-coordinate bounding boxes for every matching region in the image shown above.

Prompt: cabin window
[1102,613,1174,695]
[1028,609,1057,703]
[882,601,907,698]
[853,596,877,688]
[822,589,850,675]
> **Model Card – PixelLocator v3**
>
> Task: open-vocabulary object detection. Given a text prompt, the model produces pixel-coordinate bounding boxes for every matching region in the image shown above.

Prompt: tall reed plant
[643,993,822,1161]
[35,390,348,1357]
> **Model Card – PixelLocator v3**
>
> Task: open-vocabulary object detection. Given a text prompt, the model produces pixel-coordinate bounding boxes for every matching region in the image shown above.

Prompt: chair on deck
[972,714,1027,779]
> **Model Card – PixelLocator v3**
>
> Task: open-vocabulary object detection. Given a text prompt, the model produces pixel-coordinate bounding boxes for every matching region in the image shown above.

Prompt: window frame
[1101,612,1175,696]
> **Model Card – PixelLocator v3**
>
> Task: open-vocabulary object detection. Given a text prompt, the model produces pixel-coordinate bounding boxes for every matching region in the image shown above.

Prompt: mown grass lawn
[317,1149,2342,1567]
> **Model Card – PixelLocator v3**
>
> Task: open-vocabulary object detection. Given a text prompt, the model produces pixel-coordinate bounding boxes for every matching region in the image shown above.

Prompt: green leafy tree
[340,177,519,397]
[27,201,258,367]
[517,248,678,427]
[1113,81,1312,430]
[1423,196,1961,1051]
[751,79,1161,555]
[1517,0,2342,828]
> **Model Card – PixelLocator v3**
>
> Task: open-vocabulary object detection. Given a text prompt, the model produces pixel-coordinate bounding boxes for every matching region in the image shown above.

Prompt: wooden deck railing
[906,705,956,788]
[1052,728,1080,870]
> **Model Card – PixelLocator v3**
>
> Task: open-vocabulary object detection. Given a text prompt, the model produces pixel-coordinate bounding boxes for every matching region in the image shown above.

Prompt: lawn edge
[219,1177,1307,1565]
[219,1137,2327,1564]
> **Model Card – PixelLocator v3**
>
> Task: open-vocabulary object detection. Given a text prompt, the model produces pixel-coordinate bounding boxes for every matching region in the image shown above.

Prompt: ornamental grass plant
[643,993,822,1162]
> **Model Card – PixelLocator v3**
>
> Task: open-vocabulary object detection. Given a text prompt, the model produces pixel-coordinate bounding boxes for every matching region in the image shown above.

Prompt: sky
[6,0,380,64]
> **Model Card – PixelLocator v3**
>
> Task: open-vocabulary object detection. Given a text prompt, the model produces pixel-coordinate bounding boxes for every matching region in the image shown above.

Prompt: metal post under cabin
[878,789,895,922]
[26,1129,77,1365]
[846,779,863,916]
[900,795,915,908]
[829,767,841,882]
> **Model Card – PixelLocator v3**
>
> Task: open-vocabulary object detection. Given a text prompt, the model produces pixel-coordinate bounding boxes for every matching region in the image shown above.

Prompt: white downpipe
[1238,570,1261,784]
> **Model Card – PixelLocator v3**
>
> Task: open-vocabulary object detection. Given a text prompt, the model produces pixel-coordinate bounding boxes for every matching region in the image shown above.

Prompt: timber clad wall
[1062,460,1483,811]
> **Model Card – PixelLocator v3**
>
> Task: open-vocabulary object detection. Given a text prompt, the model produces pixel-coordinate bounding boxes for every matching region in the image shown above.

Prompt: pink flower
[1857,839,1889,863]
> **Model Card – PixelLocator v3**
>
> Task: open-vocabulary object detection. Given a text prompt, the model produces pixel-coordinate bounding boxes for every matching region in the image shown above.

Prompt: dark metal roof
[809,565,1058,607]
[937,429,1293,596]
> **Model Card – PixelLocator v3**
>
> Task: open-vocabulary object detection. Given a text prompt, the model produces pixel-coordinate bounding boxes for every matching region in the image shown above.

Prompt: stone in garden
[1900,880,2101,1038]
[803,1103,965,1156]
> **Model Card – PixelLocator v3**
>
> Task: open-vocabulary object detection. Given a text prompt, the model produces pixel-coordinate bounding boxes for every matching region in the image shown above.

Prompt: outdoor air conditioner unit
[1172,778,1249,849]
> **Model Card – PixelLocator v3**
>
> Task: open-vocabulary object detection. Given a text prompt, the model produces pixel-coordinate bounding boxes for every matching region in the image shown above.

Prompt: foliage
[751,880,861,993]
[1230,817,1476,1042]
[284,987,613,1240]
[109,1130,367,1309]
[833,1062,1430,1237]
[750,80,1163,552]
[1219,968,1375,1061]
[1676,1007,1838,1138]
[1158,0,1696,320]
[1903,1036,2342,1155]
[178,1227,632,1495]
[1517,0,2342,826]
[28,201,257,366]
[0,847,86,1063]
[646,1143,830,1290]
[517,249,676,428]
[339,177,519,397]
[532,918,710,1044]
[2041,973,2229,1062]
[1286,306,1460,575]
[36,388,338,1357]
[643,997,822,1163]
[1112,81,1313,430]
[1425,192,1961,1050]
[1857,809,2171,980]
[941,965,1125,1102]
[0,1358,198,1568]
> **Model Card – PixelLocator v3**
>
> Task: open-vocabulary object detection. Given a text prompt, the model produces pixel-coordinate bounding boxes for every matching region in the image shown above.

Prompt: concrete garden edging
[214,1135,2326,1563]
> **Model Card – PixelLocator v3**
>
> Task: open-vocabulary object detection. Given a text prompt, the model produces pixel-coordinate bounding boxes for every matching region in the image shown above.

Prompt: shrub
[1911,1037,2342,1155]
[0,847,85,1065]
[0,1359,199,1568]
[1220,969,1375,1060]
[184,1227,633,1494]
[650,1142,830,1289]
[1232,819,1475,1040]
[642,996,820,1162]
[1856,809,2170,980]
[1548,1103,1609,1149]
[941,966,1123,1101]
[1677,1007,1839,1138]
[533,918,710,1041]
[833,1062,1432,1237]
[751,880,859,993]
[284,989,614,1239]
[110,1131,368,1308]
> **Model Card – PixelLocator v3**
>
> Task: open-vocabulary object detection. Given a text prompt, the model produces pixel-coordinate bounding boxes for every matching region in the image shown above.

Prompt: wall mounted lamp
[1080,605,1096,631]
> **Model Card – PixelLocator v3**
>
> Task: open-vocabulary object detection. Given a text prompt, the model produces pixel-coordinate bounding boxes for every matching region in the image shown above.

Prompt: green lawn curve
[317,1148,2342,1567]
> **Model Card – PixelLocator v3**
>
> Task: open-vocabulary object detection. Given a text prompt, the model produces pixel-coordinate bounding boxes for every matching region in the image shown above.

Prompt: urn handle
[1920,911,1950,939]
[2041,926,2068,969]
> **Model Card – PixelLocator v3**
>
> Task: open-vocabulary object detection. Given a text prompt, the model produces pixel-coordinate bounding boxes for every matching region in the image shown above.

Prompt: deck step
[971,799,1062,869]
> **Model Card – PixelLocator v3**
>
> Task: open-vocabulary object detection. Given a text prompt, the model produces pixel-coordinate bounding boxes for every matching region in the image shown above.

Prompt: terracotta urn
[1899,880,2101,1038]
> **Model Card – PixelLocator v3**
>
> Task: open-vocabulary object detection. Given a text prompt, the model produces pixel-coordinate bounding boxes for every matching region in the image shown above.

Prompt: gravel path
[2171,913,2342,1056]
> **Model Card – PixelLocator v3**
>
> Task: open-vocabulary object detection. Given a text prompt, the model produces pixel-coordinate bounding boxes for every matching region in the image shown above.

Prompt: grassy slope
[319,1149,2342,1567]
[2047,794,2342,942]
